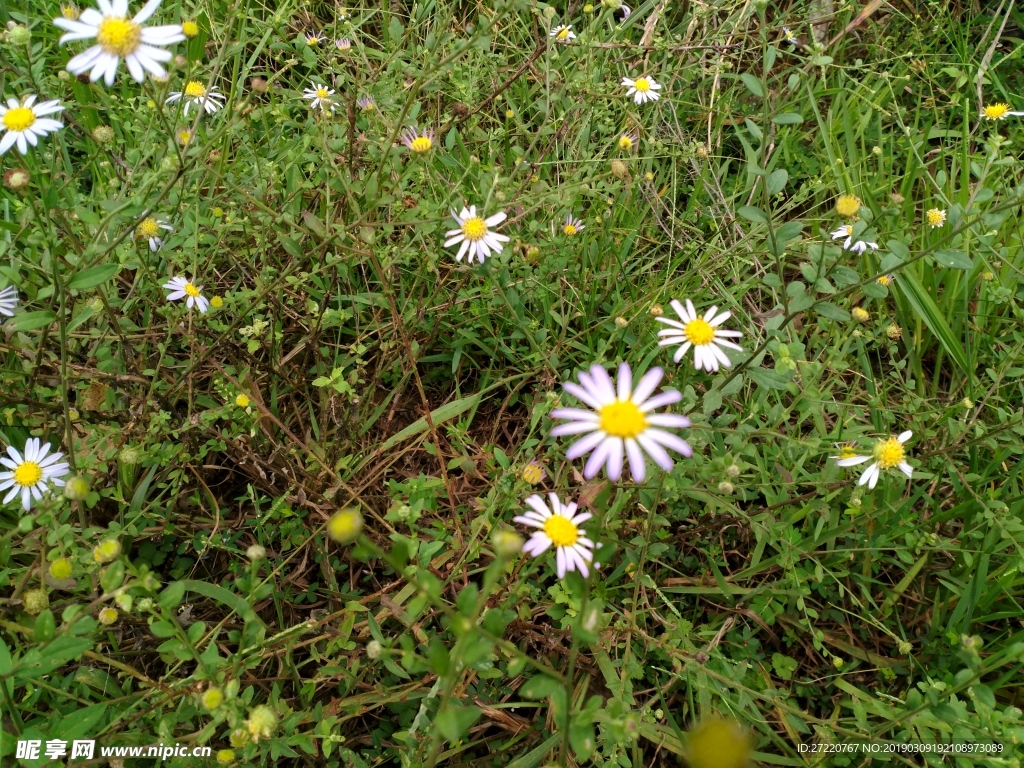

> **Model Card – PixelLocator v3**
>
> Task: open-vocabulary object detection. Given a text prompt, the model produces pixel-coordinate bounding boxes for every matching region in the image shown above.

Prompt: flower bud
[93,538,121,563]
[246,544,266,561]
[492,529,524,557]
[4,167,30,192]
[610,158,628,178]
[327,508,363,543]
[216,749,234,765]
[98,607,118,625]
[64,474,91,501]
[718,481,734,495]
[229,729,249,749]
[49,558,73,580]
[202,687,224,710]
[8,25,31,45]
[366,640,383,659]
[93,125,115,144]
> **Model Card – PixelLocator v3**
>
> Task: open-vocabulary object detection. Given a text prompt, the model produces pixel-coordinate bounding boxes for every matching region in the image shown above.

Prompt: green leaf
[100,560,125,593]
[772,112,804,125]
[379,393,481,451]
[772,652,799,680]
[519,674,561,699]
[898,270,970,375]
[737,206,768,224]
[434,705,481,742]
[831,266,860,286]
[34,610,56,642]
[179,580,262,624]
[570,721,596,760]
[815,302,850,322]
[740,73,765,98]
[68,264,119,290]
[747,367,793,390]
[158,581,186,610]
[766,169,789,196]
[932,249,974,270]
[12,311,56,331]
[774,220,803,243]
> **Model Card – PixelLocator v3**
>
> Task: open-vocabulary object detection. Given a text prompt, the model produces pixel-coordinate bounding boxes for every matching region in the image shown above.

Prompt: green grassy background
[2,0,1024,765]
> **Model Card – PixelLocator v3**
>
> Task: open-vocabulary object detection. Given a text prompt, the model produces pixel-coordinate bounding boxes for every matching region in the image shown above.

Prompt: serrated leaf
[740,73,765,98]
[12,311,56,331]
[68,264,119,290]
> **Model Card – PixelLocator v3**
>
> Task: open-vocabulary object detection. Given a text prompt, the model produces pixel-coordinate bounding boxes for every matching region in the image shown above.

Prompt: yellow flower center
[634,78,651,92]
[521,464,544,484]
[410,136,432,153]
[315,88,329,99]
[14,461,43,487]
[684,317,716,346]
[984,103,1009,120]
[182,20,199,37]
[543,515,578,547]
[462,217,488,241]
[835,194,861,217]
[136,218,160,238]
[177,130,192,145]
[872,437,905,470]
[877,275,892,286]
[96,16,142,58]
[235,394,250,407]
[599,400,648,438]
[556,28,570,40]
[618,135,633,150]
[926,209,945,226]
[3,106,35,132]
[563,224,577,236]
[184,81,207,98]
[184,283,201,298]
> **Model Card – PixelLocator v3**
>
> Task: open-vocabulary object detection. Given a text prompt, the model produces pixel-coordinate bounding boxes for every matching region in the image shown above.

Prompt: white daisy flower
[982,103,1024,120]
[54,0,185,86]
[656,299,744,372]
[444,205,510,264]
[401,126,434,153]
[514,493,595,579]
[926,208,946,228]
[830,224,877,254]
[0,285,18,317]
[621,75,661,105]
[304,31,325,46]
[835,431,913,489]
[617,130,639,151]
[165,80,226,116]
[562,214,584,236]
[782,26,799,45]
[303,82,336,112]
[135,217,172,251]
[550,25,576,43]
[163,276,209,313]
[335,37,352,51]
[0,96,65,156]
[0,438,70,511]
[551,362,693,483]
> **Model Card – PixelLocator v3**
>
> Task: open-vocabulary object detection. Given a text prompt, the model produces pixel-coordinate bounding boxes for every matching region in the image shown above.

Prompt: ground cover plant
[2,0,1024,765]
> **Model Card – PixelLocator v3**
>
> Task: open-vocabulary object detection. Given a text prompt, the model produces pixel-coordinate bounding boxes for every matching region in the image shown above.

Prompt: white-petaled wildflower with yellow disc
[550,25,576,43]
[655,299,744,372]
[835,431,913,489]
[830,224,878,254]
[0,285,17,317]
[0,96,65,156]
[165,81,226,116]
[562,214,585,236]
[926,208,946,228]
[54,0,185,86]
[401,126,434,153]
[514,493,595,579]
[551,362,692,483]
[981,103,1024,120]
[617,130,639,151]
[163,276,210,313]
[444,205,510,264]
[303,82,336,112]
[135,216,172,251]
[0,438,70,511]
[621,75,661,105]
